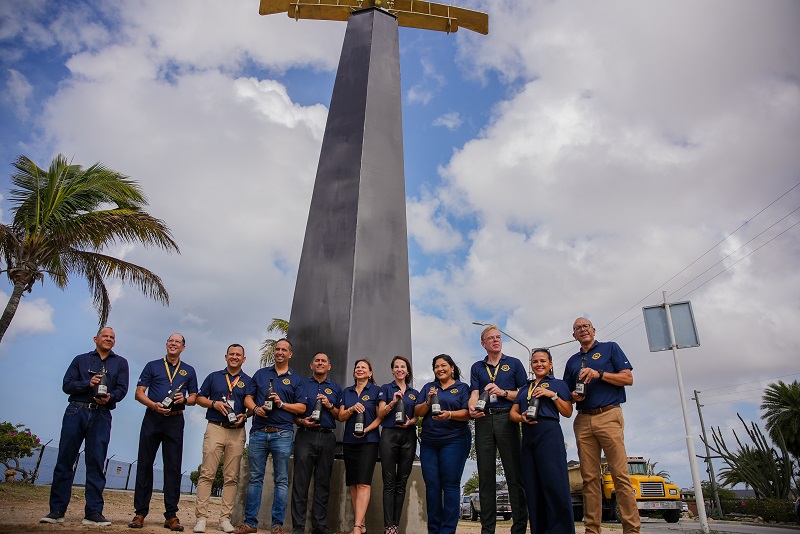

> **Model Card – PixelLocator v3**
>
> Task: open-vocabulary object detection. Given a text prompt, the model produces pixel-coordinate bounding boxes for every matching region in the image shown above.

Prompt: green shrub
[721,498,795,523]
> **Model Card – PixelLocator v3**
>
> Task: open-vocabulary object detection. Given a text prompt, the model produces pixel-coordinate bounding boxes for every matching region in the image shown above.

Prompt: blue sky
[1,0,799,493]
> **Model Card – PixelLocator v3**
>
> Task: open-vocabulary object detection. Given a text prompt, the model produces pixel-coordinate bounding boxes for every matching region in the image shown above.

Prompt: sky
[1,0,799,494]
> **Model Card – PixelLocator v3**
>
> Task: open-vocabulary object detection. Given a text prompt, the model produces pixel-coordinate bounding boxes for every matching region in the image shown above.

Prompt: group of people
[40,318,641,534]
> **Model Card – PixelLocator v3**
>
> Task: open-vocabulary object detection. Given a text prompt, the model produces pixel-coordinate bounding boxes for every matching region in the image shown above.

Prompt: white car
[460,495,472,520]
[681,501,688,513]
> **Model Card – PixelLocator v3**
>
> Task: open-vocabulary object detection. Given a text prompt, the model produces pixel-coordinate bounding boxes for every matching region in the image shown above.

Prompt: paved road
[640,518,800,534]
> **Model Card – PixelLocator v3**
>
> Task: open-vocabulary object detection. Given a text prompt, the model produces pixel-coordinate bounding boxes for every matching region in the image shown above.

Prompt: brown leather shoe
[128,515,145,528]
[164,517,185,532]
[234,525,258,534]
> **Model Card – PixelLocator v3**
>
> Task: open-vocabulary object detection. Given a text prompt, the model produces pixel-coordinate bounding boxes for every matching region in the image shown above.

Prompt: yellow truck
[569,456,682,523]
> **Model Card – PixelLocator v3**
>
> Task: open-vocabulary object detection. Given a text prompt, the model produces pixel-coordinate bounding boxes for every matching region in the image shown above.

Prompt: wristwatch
[598,370,605,380]
[502,390,509,398]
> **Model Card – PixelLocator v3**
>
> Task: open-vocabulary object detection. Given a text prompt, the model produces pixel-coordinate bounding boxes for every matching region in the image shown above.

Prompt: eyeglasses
[573,324,593,332]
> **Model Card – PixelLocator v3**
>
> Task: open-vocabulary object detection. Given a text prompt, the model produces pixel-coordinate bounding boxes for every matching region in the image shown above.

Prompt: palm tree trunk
[0,281,27,343]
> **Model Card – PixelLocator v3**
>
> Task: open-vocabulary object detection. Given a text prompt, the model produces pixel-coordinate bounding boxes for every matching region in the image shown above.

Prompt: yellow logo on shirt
[361,395,370,401]
[324,388,333,395]
[236,381,245,388]
[282,378,291,385]
[450,388,458,394]
[540,383,550,389]
[408,394,417,401]
[179,369,188,376]
[592,353,601,360]
[500,365,510,372]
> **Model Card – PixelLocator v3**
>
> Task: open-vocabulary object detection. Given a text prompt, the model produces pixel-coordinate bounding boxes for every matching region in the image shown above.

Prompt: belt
[487,407,511,415]
[300,426,333,433]
[70,401,109,411]
[208,420,241,429]
[579,404,619,415]
[256,426,281,433]
[163,411,183,417]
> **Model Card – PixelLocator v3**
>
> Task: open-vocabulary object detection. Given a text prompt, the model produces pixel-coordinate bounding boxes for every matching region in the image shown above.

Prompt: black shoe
[40,511,65,523]
[83,513,112,526]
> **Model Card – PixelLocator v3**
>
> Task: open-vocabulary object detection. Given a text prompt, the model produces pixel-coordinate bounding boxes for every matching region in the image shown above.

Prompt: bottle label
[97,384,108,396]
[431,403,441,414]
[476,398,486,411]
[264,399,273,411]
[354,422,364,433]
[312,409,321,420]
[526,405,537,420]
[489,394,498,403]
[575,382,586,395]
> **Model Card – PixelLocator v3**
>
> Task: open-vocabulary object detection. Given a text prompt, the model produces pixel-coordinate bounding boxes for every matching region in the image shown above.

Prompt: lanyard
[163,358,181,386]
[225,374,240,400]
[527,381,541,401]
[485,362,499,383]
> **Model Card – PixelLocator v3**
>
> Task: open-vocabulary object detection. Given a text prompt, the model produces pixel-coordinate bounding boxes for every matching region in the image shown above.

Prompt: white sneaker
[194,519,206,533]
[219,519,235,533]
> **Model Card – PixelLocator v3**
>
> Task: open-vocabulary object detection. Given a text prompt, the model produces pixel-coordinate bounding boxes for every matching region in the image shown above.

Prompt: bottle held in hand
[264,378,275,413]
[311,397,323,423]
[430,392,442,417]
[525,396,540,421]
[394,396,405,424]
[475,390,489,413]
[575,357,588,396]
[93,366,108,397]
[161,381,186,409]
[224,397,238,424]
[353,410,365,436]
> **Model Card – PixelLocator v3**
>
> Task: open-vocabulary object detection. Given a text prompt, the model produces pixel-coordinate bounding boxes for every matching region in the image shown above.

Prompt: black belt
[255,426,281,433]
[70,401,108,411]
[208,420,241,429]
[487,407,511,414]
[579,404,619,415]
[300,426,333,433]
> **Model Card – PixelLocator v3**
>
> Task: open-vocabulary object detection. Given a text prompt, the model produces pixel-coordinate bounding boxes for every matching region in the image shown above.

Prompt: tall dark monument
[258,0,488,384]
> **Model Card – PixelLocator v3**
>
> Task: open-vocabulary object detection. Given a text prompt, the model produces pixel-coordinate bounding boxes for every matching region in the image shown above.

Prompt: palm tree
[645,460,671,481]
[761,380,800,460]
[0,154,179,342]
[260,317,289,367]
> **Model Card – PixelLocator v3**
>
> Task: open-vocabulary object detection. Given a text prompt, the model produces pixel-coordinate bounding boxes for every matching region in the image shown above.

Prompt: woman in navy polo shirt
[415,354,471,534]
[510,348,574,534]
[378,356,419,534]
[338,358,382,534]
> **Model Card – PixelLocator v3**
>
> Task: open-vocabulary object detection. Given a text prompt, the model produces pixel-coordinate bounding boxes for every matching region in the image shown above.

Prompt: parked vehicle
[460,494,473,520]
[681,501,688,513]
[469,490,512,521]
[568,456,682,524]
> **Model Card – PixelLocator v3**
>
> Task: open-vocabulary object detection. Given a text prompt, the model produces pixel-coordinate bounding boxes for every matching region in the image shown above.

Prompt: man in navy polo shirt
[238,338,305,534]
[40,326,129,527]
[468,325,528,534]
[192,344,251,534]
[563,317,639,534]
[128,333,198,532]
[290,352,342,534]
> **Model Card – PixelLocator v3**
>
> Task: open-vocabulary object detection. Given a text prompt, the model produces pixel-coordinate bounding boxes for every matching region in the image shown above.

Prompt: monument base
[232,455,427,533]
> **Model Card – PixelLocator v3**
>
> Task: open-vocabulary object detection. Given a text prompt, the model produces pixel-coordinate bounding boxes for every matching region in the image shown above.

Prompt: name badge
[490,394,498,403]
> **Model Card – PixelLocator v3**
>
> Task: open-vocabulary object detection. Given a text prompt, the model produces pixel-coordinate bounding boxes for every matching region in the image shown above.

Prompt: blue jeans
[244,428,293,527]
[420,433,471,534]
[49,403,112,516]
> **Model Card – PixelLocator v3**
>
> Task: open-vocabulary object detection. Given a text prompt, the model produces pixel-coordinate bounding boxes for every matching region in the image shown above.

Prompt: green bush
[721,498,795,523]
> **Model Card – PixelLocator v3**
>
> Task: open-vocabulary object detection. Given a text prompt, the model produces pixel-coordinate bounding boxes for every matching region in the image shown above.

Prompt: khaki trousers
[574,406,640,534]
[195,422,246,521]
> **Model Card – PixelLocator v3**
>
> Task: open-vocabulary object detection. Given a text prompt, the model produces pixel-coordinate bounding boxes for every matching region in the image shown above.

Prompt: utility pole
[693,390,723,517]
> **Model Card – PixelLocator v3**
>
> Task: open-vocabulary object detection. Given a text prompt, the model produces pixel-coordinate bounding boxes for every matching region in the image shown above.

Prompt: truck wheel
[470,505,478,521]
[612,497,623,523]
[664,509,680,523]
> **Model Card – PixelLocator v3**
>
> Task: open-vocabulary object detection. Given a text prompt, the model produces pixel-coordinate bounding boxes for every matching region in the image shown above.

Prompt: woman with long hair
[414,354,471,534]
[338,358,382,534]
[510,348,574,534]
[377,356,419,534]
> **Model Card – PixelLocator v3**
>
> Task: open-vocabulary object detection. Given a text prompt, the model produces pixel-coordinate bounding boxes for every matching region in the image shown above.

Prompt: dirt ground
[0,483,601,534]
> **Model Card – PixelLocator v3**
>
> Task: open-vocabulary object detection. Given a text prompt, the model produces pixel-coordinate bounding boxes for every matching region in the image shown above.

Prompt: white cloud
[407,195,464,253]
[432,111,463,130]
[4,69,32,120]
[0,291,55,341]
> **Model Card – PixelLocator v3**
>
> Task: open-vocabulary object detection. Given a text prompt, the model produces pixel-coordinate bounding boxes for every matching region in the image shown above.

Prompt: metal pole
[31,439,53,484]
[125,460,137,491]
[663,291,709,533]
[693,390,723,517]
[103,454,116,476]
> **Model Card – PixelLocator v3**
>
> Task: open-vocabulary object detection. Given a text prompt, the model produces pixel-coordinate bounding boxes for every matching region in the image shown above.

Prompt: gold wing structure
[259,0,488,35]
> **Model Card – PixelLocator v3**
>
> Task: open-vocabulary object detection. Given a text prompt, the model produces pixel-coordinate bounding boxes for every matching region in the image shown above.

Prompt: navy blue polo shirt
[470,353,528,409]
[138,358,198,412]
[338,382,381,444]
[416,380,471,445]
[198,369,251,422]
[247,365,302,431]
[63,349,129,410]
[378,382,420,428]
[563,341,633,410]
[514,375,570,421]
[296,375,342,430]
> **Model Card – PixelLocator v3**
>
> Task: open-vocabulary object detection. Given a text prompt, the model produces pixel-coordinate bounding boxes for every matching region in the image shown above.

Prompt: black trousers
[134,410,185,519]
[291,427,336,532]
[475,412,527,534]
[379,426,417,528]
